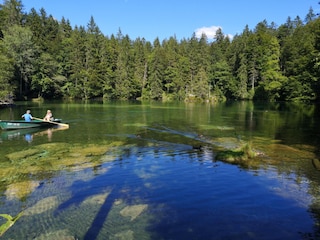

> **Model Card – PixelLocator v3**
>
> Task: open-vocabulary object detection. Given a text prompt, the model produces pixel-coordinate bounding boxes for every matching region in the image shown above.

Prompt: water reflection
[1,101,320,239]
[0,127,66,143]
[24,133,33,143]
[0,132,316,238]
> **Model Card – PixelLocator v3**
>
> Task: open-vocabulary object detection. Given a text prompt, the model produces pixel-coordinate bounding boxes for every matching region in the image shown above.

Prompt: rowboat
[0,119,62,130]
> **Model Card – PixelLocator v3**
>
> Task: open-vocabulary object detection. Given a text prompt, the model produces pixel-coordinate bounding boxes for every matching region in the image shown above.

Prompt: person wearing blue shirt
[22,110,33,122]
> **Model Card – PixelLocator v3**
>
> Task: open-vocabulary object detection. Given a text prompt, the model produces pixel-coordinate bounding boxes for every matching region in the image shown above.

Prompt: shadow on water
[2,101,320,239]
[51,122,320,240]
[51,127,217,239]
[54,151,148,239]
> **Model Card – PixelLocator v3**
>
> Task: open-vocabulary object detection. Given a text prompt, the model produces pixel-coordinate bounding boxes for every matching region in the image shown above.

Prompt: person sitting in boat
[22,110,33,122]
[43,110,54,121]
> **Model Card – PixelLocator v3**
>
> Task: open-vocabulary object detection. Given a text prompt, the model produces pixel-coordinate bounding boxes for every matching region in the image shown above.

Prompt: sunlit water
[0,101,320,239]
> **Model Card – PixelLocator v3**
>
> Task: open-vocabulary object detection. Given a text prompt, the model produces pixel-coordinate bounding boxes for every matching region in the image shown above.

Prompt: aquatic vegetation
[0,141,128,201]
[82,192,110,205]
[211,137,243,149]
[4,142,119,169]
[120,204,148,221]
[70,144,109,157]
[215,142,256,164]
[0,121,318,239]
[123,123,148,127]
[23,196,58,216]
[111,229,134,240]
[114,199,123,206]
[34,229,76,240]
[5,180,40,200]
[6,148,42,161]
[264,143,315,161]
[252,138,316,167]
[199,124,235,131]
[36,142,71,152]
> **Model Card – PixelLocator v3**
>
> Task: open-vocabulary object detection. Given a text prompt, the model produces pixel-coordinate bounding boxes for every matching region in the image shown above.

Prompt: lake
[0,100,320,239]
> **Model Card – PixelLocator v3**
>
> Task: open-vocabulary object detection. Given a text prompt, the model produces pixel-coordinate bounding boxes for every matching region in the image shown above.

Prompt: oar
[33,117,69,128]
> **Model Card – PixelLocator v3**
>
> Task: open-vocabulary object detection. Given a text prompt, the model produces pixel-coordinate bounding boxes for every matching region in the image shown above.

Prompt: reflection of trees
[248,137,320,237]
[252,102,320,236]
[3,101,320,238]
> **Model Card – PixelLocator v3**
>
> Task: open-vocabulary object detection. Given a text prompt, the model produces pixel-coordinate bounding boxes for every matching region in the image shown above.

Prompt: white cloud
[195,25,221,39]
[195,25,233,40]
[226,34,233,39]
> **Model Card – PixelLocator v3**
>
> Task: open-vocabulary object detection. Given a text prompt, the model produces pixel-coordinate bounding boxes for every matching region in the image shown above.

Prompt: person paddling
[22,110,33,122]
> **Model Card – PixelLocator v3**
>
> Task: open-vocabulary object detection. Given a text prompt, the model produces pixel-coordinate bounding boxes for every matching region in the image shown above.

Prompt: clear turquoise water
[0,101,319,239]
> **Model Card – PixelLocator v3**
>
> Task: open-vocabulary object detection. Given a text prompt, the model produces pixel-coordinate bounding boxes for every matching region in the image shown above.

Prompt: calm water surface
[0,101,320,239]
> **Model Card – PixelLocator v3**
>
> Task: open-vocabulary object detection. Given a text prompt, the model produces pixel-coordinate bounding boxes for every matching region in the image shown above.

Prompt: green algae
[6,148,44,161]
[215,142,256,164]
[5,180,40,200]
[0,141,124,200]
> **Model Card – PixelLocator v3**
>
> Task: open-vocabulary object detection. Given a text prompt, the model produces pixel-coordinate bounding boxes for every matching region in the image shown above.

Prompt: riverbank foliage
[0,0,320,102]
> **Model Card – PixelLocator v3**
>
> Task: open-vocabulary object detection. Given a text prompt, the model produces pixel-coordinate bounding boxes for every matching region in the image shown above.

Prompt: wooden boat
[0,119,62,130]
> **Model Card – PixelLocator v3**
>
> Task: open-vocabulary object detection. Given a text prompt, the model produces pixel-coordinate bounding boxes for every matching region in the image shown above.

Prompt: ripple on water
[0,143,316,240]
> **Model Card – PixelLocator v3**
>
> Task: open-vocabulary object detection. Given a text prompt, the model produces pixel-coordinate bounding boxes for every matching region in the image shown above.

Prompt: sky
[21,0,319,42]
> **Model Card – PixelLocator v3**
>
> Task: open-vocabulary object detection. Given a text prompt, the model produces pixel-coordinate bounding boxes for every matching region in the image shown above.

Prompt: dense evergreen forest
[0,0,319,102]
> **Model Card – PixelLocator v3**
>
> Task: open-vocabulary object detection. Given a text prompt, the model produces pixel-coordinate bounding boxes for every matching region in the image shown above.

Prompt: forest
[0,0,320,102]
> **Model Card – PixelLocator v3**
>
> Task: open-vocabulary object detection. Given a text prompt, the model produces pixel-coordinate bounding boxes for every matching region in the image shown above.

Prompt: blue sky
[21,0,318,42]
